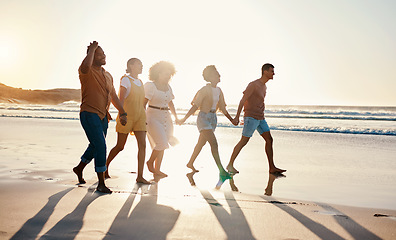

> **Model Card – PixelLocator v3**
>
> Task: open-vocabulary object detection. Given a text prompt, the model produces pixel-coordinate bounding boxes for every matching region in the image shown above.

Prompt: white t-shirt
[211,87,221,110]
[120,75,142,98]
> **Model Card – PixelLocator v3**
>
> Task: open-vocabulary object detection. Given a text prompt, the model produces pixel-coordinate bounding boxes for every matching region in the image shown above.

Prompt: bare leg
[134,131,150,184]
[227,136,250,173]
[200,130,230,179]
[230,177,238,191]
[105,133,128,178]
[261,131,286,173]
[96,171,112,194]
[265,172,285,196]
[265,173,276,196]
[154,150,167,177]
[187,133,207,172]
[73,161,87,184]
[146,150,160,173]
[147,149,166,177]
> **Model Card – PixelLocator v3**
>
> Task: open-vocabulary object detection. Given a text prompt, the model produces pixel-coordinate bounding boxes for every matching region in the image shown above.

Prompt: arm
[218,90,234,124]
[110,89,127,125]
[118,86,127,107]
[178,105,198,125]
[80,41,98,74]
[221,108,234,124]
[232,94,248,125]
[143,98,149,109]
[168,100,179,122]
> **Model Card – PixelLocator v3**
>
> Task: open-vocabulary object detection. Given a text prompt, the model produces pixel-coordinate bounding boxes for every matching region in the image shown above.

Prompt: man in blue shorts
[227,63,286,174]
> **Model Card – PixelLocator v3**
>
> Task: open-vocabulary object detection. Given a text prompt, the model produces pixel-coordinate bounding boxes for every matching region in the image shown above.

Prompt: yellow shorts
[116,112,146,134]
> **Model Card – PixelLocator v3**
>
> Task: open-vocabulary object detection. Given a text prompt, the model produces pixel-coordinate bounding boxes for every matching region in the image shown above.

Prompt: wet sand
[1,117,396,239]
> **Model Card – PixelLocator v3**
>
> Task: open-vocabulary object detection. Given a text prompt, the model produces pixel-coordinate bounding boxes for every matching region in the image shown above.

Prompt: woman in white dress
[144,61,179,178]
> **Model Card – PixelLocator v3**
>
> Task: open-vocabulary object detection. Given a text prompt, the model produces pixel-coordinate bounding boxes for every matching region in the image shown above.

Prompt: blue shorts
[197,111,217,132]
[242,117,270,137]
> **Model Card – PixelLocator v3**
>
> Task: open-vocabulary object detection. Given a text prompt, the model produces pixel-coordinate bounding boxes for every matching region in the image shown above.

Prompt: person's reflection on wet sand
[185,171,235,190]
[186,171,196,186]
[185,171,284,195]
[265,172,285,196]
[229,177,238,192]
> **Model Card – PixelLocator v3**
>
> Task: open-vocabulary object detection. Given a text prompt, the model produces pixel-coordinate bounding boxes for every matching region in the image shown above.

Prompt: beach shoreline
[1,165,396,239]
[1,116,396,239]
[1,116,396,209]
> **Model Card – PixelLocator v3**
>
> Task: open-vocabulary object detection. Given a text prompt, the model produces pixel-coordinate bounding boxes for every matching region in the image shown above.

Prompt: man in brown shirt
[73,41,127,194]
[227,63,286,175]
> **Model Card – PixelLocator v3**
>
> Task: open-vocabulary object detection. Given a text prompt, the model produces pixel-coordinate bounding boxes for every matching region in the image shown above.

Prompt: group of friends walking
[73,41,286,193]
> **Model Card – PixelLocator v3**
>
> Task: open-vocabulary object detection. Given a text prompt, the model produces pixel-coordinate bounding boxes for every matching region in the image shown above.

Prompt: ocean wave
[179,107,396,121]
[269,125,396,136]
[0,114,79,121]
[0,106,79,113]
[2,103,396,136]
[2,114,395,136]
[2,104,396,121]
[58,100,80,106]
[174,121,396,136]
[265,109,396,117]
[264,114,396,121]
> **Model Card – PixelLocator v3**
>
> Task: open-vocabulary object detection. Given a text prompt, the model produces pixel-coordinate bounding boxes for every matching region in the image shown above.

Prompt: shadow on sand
[262,195,382,240]
[103,182,180,239]
[38,184,105,240]
[187,171,256,240]
[10,187,74,240]
[257,170,381,240]
[201,190,256,240]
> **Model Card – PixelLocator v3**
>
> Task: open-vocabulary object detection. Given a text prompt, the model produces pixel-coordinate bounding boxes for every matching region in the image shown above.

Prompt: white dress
[144,82,178,150]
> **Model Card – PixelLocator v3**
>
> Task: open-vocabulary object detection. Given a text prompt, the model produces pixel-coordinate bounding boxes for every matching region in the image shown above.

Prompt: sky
[0,0,395,107]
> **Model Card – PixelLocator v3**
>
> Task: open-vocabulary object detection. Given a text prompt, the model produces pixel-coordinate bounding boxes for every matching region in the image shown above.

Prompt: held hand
[175,118,184,125]
[231,117,239,126]
[120,115,127,126]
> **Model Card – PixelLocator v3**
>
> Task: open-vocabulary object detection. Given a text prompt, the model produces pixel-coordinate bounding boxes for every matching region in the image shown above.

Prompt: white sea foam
[1,103,395,136]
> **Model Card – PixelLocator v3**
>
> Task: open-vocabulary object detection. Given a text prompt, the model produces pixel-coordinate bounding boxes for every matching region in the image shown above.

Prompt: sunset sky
[0,0,395,107]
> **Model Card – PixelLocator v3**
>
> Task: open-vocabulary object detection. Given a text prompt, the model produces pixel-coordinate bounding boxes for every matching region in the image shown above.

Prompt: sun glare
[0,38,18,69]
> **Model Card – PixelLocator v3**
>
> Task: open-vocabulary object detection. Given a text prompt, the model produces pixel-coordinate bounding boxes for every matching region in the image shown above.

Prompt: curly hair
[202,65,218,82]
[149,61,176,82]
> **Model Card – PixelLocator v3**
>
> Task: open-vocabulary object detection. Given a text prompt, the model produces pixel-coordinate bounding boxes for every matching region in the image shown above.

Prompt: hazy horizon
[1,0,395,107]
[2,81,396,108]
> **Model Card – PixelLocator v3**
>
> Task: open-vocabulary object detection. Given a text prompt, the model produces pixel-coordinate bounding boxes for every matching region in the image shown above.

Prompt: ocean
[1,102,396,210]
[1,102,395,136]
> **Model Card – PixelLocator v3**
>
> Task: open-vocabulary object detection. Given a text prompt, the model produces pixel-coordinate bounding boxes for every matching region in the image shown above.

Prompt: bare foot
[230,179,239,192]
[186,163,199,172]
[136,177,151,184]
[226,165,239,174]
[156,171,168,177]
[269,167,286,174]
[271,172,286,177]
[96,184,112,194]
[146,161,155,173]
[104,171,111,179]
[186,172,196,186]
[73,167,86,184]
[265,187,273,196]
